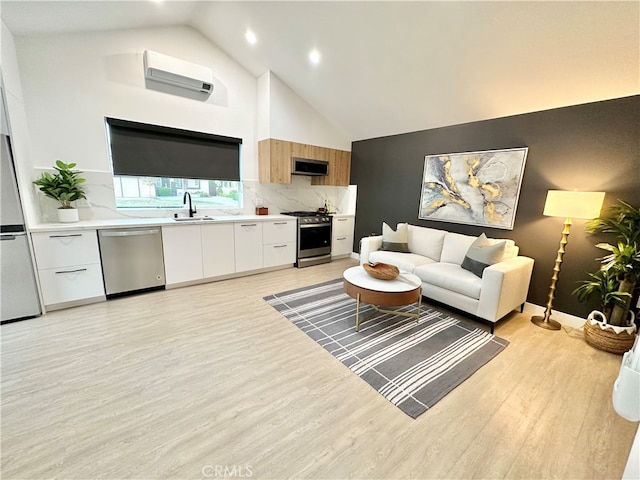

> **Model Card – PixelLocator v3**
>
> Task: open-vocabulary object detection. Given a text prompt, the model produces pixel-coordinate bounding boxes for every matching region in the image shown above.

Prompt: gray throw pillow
[461,233,506,277]
[380,222,410,253]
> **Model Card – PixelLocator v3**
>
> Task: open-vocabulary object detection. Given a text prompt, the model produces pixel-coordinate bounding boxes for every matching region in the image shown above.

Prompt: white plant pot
[57,208,79,223]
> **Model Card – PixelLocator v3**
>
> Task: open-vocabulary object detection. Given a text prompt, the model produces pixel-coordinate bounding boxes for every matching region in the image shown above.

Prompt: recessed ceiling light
[309,49,321,65]
[245,30,257,45]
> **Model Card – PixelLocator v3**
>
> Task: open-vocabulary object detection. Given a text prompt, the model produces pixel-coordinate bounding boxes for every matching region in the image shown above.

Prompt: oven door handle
[299,223,331,229]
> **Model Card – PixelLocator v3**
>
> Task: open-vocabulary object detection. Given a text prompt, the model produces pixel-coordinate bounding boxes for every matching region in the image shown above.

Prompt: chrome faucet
[183,192,196,217]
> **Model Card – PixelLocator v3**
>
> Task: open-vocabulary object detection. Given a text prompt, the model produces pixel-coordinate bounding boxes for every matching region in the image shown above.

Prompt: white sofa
[359,224,534,332]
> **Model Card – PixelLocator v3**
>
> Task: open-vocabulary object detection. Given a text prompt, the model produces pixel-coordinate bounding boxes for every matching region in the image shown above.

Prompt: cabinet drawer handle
[273,244,287,248]
[273,222,288,225]
[49,234,82,238]
[240,223,257,227]
[55,268,88,274]
[337,218,347,222]
[337,236,347,240]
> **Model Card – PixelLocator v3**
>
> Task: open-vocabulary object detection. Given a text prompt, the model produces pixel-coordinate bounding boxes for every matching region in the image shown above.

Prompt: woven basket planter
[583,311,637,355]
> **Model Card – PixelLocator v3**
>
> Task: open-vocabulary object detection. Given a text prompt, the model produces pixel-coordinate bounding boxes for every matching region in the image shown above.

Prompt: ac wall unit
[143,50,213,94]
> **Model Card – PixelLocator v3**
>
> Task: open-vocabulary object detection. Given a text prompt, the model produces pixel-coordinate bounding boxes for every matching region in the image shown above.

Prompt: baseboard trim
[523,302,585,329]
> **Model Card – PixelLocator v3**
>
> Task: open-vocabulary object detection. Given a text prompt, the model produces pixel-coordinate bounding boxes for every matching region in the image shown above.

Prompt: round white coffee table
[343,266,422,331]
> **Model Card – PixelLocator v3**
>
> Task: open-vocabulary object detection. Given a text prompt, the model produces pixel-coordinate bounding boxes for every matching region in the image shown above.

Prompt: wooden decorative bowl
[363,262,399,280]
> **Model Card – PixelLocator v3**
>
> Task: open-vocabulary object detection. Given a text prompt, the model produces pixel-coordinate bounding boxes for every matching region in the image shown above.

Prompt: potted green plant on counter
[574,200,640,354]
[33,160,87,223]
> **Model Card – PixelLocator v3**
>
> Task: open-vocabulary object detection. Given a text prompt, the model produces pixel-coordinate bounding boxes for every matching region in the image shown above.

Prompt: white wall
[11,25,356,223]
[13,26,257,221]
[256,71,270,141]
[259,71,351,151]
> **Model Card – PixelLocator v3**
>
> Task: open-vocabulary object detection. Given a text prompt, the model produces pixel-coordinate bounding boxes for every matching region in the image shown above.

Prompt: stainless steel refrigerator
[0,89,41,322]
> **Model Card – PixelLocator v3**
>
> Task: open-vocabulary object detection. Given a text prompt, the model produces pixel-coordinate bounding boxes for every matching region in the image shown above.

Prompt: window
[105,118,242,209]
[112,176,241,209]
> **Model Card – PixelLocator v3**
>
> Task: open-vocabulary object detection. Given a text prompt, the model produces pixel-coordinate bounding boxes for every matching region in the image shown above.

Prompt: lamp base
[531,315,561,331]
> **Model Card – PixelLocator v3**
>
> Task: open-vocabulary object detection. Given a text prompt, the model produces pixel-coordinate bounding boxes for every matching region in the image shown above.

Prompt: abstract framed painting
[418,147,528,230]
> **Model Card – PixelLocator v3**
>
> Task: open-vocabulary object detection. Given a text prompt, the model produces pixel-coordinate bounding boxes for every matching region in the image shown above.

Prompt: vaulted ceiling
[2,1,639,141]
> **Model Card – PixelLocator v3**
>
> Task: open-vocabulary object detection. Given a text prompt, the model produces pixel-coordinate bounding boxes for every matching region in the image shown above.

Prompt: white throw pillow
[461,233,506,277]
[380,222,410,253]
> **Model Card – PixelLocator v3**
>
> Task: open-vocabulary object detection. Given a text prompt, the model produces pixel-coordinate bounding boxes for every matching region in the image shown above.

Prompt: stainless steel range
[282,211,332,268]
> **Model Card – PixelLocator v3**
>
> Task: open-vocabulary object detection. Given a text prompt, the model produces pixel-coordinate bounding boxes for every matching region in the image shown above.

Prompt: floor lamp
[531,190,605,330]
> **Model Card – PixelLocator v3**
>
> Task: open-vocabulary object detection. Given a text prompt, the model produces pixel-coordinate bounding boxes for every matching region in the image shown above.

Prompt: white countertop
[28,214,295,233]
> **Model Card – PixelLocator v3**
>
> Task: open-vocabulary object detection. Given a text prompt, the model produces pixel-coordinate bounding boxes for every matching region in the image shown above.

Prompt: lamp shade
[543,190,605,219]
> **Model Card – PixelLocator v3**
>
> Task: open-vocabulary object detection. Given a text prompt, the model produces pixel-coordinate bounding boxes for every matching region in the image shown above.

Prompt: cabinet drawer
[263,242,296,268]
[38,263,105,306]
[332,216,354,236]
[263,220,296,244]
[32,230,100,269]
[332,235,354,257]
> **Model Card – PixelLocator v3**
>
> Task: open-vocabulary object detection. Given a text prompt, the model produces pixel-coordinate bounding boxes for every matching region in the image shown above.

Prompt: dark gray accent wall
[351,95,640,319]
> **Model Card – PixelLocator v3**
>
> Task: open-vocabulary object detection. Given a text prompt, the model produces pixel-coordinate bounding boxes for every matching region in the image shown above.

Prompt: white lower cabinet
[262,219,296,267]
[263,243,295,268]
[162,225,203,285]
[31,230,105,307]
[37,264,105,306]
[164,219,294,284]
[332,215,355,257]
[332,235,354,257]
[31,216,298,310]
[234,222,263,272]
[202,223,235,278]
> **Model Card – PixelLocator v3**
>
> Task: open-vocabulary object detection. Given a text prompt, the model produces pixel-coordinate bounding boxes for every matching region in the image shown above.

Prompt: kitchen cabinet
[31,230,105,307]
[332,215,355,258]
[258,138,351,186]
[262,219,296,268]
[162,225,203,285]
[311,149,351,187]
[202,223,235,278]
[234,222,263,272]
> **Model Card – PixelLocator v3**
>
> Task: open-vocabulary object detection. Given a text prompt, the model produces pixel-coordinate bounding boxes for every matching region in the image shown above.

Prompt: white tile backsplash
[31,168,356,224]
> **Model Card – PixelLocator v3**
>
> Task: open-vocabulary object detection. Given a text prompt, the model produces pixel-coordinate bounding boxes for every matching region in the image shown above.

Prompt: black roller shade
[106,117,242,181]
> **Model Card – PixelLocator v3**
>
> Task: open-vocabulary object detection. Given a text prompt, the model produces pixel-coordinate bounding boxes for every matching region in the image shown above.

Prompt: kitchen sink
[173,217,215,222]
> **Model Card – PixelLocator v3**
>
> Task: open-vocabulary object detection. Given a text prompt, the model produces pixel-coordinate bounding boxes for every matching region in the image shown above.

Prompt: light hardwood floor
[1,258,637,479]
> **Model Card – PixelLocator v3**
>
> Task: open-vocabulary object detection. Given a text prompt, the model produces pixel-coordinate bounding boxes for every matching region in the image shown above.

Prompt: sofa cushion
[414,263,483,300]
[461,233,506,277]
[440,232,477,265]
[380,222,410,253]
[407,225,446,261]
[369,250,435,273]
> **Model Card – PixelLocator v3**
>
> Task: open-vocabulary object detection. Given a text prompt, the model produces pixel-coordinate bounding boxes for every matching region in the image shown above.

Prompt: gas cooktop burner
[281,211,325,217]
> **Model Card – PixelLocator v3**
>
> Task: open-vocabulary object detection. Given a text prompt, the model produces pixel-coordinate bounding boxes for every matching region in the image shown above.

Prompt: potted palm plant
[33,160,87,223]
[575,200,640,354]
[573,269,631,322]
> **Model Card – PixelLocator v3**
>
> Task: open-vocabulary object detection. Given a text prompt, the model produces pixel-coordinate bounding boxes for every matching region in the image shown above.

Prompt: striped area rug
[264,278,509,418]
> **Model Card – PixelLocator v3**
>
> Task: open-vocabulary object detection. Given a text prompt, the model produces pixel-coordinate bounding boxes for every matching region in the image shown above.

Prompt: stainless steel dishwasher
[98,227,165,297]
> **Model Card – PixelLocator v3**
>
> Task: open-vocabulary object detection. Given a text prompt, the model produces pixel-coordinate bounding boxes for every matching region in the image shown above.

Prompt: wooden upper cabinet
[258,138,292,184]
[258,138,351,186]
[312,149,351,187]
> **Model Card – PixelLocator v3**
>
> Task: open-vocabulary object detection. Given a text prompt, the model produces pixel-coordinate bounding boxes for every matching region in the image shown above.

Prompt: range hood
[291,157,329,176]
